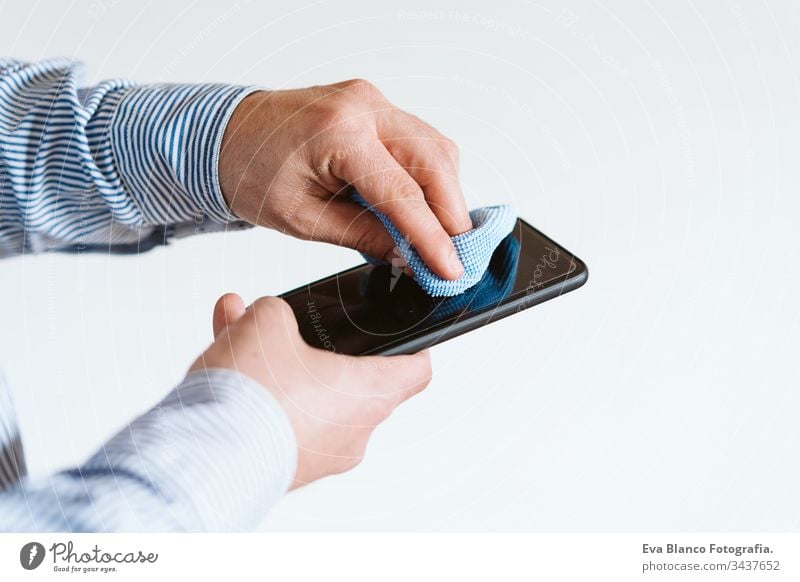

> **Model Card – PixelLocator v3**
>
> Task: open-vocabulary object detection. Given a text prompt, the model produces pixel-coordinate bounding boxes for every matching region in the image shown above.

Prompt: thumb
[212,292,247,339]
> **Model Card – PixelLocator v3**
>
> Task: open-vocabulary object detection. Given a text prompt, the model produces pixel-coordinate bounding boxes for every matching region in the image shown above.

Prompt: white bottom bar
[1,533,797,581]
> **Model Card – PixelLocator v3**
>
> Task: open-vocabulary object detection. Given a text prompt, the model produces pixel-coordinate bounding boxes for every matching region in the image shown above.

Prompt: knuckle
[441,137,459,161]
[396,176,425,199]
[384,190,425,216]
[340,78,379,98]
[313,104,352,130]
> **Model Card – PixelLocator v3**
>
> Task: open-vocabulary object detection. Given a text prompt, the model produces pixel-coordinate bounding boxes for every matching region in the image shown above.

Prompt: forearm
[0,58,257,257]
[0,369,296,532]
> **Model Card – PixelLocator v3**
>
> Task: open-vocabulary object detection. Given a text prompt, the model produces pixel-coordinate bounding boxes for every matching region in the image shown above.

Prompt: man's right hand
[189,293,431,488]
[219,80,472,280]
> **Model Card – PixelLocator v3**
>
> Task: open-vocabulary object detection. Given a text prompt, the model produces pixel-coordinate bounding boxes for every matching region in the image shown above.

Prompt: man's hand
[189,293,432,488]
[218,80,472,280]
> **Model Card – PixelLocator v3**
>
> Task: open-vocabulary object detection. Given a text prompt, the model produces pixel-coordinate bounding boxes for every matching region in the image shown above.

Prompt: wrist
[219,90,270,217]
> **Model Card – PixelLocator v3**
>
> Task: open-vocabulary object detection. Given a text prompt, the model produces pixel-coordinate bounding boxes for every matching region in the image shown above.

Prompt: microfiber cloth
[428,233,520,321]
[352,192,517,297]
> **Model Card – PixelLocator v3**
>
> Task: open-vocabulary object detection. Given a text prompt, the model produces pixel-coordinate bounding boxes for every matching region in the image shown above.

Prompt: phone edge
[371,262,588,356]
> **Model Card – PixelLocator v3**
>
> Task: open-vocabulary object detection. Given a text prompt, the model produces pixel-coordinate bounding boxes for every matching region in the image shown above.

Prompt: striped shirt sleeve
[0,58,259,256]
[0,368,297,532]
[0,59,298,530]
[0,372,26,494]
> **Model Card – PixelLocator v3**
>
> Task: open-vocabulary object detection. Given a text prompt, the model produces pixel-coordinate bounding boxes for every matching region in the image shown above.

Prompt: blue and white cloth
[0,59,297,531]
[428,233,520,321]
[355,192,517,296]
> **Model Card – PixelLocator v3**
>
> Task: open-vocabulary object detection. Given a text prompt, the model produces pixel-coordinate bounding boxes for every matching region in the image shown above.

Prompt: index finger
[333,140,465,280]
[380,110,472,236]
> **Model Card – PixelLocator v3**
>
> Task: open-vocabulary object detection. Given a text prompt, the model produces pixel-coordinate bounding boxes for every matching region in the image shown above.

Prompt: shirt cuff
[110,83,263,225]
[82,368,297,531]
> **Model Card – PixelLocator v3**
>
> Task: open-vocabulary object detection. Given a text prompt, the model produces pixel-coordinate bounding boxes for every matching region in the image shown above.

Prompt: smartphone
[281,218,588,356]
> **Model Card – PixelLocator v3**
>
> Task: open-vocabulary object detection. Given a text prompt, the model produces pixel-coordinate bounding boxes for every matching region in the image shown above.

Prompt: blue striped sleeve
[0,58,259,256]
[0,368,297,532]
[0,372,26,493]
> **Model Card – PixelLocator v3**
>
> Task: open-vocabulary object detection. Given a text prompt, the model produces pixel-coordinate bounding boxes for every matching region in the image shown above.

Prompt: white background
[1,0,798,531]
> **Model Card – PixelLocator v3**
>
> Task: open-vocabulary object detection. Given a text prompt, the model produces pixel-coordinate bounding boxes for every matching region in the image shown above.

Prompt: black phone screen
[281,219,587,355]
